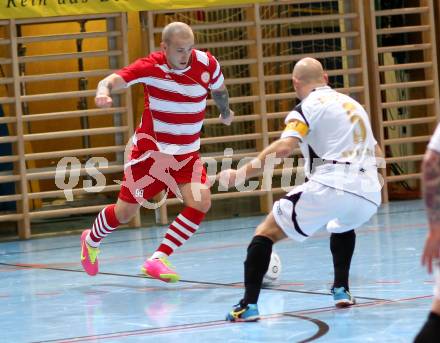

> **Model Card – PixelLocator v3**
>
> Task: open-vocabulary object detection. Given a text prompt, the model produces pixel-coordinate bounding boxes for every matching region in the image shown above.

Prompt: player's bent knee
[186,190,211,213]
[255,215,286,243]
[115,210,135,224]
[115,202,139,223]
[191,198,211,213]
[201,200,211,213]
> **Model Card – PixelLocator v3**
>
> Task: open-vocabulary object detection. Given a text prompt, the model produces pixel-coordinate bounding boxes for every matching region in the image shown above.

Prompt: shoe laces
[331,286,348,294]
[158,257,175,269]
[234,300,248,311]
[231,304,248,318]
[87,245,100,264]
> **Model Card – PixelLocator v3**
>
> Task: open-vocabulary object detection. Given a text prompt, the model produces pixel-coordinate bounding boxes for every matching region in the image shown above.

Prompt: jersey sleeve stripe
[212,59,221,79]
[294,104,309,127]
[195,50,209,66]
[210,74,224,90]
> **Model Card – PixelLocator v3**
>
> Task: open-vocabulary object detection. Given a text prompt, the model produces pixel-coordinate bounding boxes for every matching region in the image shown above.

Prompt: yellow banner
[0,0,270,20]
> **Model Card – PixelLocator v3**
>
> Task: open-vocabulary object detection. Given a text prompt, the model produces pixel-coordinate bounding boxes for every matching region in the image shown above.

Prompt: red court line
[0,262,82,273]
[35,291,63,297]
[0,267,23,272]
[297,294,433,316]
[35,320,230,343]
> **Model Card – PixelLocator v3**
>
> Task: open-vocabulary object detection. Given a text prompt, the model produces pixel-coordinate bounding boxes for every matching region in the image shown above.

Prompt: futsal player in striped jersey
[80,22,234,282]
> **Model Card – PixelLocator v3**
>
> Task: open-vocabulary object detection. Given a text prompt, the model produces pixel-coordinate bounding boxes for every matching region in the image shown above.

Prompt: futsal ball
[263,252,282,285]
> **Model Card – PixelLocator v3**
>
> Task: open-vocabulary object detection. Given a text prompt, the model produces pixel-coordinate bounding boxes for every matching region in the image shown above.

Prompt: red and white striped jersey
[116,49,224,155]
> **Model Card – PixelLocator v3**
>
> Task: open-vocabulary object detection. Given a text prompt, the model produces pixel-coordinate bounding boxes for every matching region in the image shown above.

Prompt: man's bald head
[162,22,194,44]
[292,57,326,84]
[291,57,328,99]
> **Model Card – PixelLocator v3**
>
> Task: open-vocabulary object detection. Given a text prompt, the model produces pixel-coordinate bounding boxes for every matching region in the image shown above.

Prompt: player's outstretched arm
[95,73,127,108]
[422,148,440,273]
[218,136,299,189]
[211,84,233,126]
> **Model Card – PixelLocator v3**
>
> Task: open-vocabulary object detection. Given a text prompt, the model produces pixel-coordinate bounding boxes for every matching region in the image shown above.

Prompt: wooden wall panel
[368,0,440,200]
[2,0,439,237]
[0,13,138,237]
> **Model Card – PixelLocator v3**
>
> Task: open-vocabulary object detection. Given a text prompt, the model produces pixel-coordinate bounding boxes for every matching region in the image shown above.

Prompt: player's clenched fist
[95,95,113,108]
[219,109,234,126]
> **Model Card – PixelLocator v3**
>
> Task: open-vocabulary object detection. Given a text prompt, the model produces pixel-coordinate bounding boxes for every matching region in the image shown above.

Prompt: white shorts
[273,180,378,242]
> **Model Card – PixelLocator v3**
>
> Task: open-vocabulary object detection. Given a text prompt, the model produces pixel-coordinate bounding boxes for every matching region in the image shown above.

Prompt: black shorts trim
[282,192,309,238]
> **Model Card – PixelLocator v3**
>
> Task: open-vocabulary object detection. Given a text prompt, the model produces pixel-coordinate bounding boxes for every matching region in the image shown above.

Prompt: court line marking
[0,205,427,256]
[0,219,428,260]
[283,314,329,343]
[0,219,428,304]
[0,225,260,256]
[30,294,431,343]
[0,220,429,278]
[0,261,389,302]
[30,303,368,343]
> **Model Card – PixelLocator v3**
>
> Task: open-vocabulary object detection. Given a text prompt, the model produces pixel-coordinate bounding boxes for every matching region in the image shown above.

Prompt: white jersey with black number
[281,86,382,206]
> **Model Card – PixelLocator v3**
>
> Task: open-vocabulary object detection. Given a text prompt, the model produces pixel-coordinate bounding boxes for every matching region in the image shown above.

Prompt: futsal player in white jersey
[414,124,440,342]
[80,22,234,282]
[219,57,383,322]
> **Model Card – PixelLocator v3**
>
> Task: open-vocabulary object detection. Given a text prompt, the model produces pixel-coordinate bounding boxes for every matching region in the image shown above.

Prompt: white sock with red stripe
[86,204,121,247]
[150,206,205,259]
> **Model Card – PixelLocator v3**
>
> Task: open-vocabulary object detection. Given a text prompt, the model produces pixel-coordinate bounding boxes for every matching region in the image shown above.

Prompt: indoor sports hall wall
[367,0,439,201]
[0,0,439,238]
[0,13,140,238]
[142,1,372,223]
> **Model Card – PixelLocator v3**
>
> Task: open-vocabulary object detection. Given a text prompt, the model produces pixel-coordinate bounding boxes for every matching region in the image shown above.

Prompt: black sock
[241,235,273,305]
[330,229,355,290]
[414,312,440,343]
